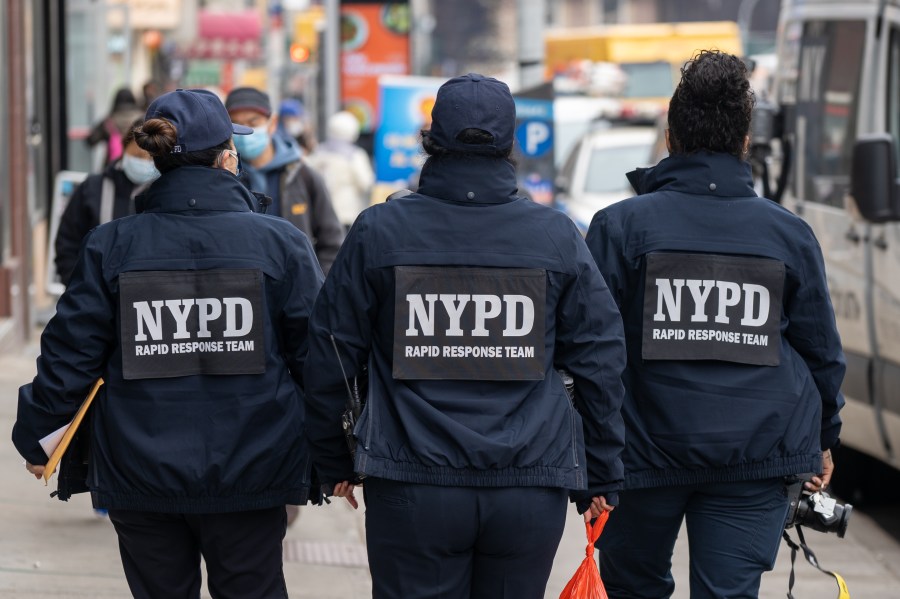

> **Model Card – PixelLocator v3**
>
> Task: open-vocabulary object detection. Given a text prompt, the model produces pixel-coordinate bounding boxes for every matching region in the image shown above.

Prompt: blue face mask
[122,154,160,185]
[233,125,270,160]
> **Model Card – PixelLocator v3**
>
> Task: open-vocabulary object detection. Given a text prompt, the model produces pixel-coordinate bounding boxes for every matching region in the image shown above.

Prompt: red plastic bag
[559,510,609,599]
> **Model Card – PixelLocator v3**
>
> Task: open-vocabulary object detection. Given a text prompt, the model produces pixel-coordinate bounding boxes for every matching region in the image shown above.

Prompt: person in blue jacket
[304,73,627,599]
[585,50,846,599]
[13,88,324,599]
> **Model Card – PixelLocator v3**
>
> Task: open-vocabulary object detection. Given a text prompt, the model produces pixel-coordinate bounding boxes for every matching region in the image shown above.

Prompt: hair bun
[135,118,177,156]
[677,50,749,107]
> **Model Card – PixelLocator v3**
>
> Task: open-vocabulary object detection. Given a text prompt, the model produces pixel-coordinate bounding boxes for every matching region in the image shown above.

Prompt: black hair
[111,88,138,112]
[420,128,513,160]
[667,50,755,158]
[134,118,230,173]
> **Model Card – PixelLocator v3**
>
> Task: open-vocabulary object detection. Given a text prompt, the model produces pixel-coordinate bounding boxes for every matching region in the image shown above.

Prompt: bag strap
[782,526,850,599]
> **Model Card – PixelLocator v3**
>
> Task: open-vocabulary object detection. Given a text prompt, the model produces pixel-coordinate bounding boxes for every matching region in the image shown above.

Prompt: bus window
[888,27,900,177]
[796,20,866,207]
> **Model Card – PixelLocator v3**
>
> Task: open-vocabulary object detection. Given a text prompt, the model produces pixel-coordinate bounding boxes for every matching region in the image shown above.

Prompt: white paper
[39,423,70,458]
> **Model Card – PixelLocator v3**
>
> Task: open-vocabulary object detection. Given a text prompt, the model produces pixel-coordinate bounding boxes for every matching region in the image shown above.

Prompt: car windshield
[584,143,652,194]
[620,62,675,98]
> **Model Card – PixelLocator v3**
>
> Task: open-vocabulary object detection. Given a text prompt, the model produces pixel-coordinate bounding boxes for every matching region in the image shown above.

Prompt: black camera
[784,474,852,538]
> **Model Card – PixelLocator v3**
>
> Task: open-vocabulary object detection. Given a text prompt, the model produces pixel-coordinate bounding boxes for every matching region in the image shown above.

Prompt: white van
[761,0,900,471]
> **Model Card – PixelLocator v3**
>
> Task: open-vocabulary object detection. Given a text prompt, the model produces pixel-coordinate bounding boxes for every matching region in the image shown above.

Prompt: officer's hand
[333,481,358,509]
[25,461,44,480]
[583,495,615,522]
[806,448,834,493]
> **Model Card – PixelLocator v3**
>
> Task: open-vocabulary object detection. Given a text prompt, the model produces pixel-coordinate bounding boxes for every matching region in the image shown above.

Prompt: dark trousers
[596,478,789,599]
[108,507,288,599]
[364,477,568,599]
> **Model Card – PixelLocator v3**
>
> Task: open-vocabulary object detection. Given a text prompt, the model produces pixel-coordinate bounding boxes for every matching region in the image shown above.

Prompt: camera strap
[782,526,850,599]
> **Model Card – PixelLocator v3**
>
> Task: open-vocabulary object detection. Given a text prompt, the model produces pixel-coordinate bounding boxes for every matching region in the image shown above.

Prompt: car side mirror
[851,134,900,223]
[555,175,570,195]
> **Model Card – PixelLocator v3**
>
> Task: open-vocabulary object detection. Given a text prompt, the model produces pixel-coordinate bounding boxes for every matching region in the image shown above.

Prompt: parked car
[555,124,657,232]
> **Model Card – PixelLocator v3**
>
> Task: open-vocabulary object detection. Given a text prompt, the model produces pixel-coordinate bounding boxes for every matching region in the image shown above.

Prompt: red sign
[179,10,263,60]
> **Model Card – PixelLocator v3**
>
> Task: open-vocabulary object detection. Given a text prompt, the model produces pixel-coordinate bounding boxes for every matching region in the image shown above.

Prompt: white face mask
[285,120,305,138]
[122,154,160,185]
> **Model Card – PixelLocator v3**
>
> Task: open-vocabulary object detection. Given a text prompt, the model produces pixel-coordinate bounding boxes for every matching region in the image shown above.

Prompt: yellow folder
[42,378,104,485]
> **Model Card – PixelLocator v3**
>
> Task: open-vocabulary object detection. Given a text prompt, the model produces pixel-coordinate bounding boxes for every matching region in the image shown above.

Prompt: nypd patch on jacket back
[642,253,784,366]
[119,269,265,379]
[393,266,546,380]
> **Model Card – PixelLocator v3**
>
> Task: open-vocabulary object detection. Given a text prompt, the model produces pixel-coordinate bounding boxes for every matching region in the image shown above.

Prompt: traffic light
[290,43,311,63]
[290,8,322,63]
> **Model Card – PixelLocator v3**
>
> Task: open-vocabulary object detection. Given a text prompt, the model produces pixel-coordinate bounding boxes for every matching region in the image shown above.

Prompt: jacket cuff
[572,490,620,514]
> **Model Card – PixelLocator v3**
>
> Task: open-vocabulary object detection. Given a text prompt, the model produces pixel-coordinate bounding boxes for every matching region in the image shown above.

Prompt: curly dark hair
[667,50,755,158]
[134,117,230,173]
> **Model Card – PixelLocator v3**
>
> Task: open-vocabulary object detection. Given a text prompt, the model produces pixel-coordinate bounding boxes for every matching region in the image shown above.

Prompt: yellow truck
[545,21,743,120]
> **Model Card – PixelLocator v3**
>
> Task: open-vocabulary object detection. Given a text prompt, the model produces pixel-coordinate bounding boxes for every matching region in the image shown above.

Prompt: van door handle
[845,228,861,243]
[874,235,888,250]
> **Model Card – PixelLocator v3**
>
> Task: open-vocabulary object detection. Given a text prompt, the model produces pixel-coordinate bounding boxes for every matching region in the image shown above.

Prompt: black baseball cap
[225,87,273,118]
[145,89,253,154]
[429,73,516,153]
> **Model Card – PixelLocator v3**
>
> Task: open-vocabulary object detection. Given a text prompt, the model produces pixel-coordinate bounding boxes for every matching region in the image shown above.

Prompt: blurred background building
[0,0,781,351]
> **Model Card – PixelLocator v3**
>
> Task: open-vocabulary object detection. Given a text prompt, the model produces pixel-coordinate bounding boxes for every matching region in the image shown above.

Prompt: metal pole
[517,0,546,89]
[5,0,31,343]
[323,0,340,119]
[411,0,435,76]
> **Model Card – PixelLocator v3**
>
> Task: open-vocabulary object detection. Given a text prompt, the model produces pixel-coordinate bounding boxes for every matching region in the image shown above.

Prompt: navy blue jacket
[304,154,627,506]
[13,166,324,513]
[585,152,845,489]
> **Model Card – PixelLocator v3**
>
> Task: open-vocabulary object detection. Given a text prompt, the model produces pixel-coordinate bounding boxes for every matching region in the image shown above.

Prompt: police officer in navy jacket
[13,89,324,599]
[304,73,627,599]
[585,50,846,599]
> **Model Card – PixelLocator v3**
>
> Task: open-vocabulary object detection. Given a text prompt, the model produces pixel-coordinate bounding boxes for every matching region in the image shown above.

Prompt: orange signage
[340,3,410,133]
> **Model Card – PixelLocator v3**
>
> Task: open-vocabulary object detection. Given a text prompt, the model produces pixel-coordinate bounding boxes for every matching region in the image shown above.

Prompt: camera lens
[795,493,852,537]
[832,502,852,538]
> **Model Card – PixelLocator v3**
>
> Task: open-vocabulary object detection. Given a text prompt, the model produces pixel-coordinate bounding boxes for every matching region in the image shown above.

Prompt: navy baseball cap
[145,89,253,153]
[429,73,516,153]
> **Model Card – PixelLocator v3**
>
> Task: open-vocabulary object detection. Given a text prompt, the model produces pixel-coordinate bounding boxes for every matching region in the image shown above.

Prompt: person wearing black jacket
[585,50,846,599]
[14,89,323,599]
[304,73,627,599]
[55,120,158,286]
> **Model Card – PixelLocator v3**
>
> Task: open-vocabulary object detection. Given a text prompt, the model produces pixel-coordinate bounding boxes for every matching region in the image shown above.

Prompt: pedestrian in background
[226,87,344,273]
[278,97,316,154]
[55,118,158,286]
[307,110,375,230]
[140,79,163,111]
[585,50,846,599]
[305,73,627,599]
[85,87,144,168]
[14,88,324,599]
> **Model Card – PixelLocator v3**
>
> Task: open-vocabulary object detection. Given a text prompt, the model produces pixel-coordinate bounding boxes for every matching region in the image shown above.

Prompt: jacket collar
[416,154,519,204]
[135,166,256,214]
[626,152,756,198]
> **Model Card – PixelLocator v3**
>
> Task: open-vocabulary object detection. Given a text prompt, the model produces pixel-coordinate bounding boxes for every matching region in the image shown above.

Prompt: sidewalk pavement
[2,346,899,598]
